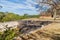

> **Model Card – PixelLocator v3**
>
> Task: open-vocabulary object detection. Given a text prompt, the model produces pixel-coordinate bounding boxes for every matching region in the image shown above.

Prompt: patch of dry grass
[39,23,60,40]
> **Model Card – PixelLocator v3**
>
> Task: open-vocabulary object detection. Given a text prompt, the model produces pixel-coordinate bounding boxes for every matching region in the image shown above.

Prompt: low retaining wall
[0,21,19,31]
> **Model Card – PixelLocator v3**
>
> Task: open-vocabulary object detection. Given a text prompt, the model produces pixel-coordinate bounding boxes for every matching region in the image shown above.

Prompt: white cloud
[0,0,38,15]
[1,0,36,10]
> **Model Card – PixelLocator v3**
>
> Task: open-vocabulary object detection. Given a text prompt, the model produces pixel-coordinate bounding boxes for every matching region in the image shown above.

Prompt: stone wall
[0,21,19,31]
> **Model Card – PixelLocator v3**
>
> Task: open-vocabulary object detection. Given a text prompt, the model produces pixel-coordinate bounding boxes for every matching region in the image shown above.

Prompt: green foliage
[0,25,20,40]
[0,12,40,22]
[28,15,40,18]
[2,13,21,22]
[0,12,5,22]
[22,14,40,19]
[0,28,16,40]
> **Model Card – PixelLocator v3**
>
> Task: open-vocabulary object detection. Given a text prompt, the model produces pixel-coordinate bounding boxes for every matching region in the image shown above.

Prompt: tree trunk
[53,8,56,22]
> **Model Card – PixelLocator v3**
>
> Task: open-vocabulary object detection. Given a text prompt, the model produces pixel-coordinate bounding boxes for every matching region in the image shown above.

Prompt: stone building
[40,7,60,18]
[40,9,53,18]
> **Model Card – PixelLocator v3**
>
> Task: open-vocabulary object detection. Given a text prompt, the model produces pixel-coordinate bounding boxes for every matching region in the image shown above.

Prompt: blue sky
[0,0,50,15]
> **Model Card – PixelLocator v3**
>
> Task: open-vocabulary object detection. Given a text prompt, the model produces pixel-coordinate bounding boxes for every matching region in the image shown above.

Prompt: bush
[0,26,19,40]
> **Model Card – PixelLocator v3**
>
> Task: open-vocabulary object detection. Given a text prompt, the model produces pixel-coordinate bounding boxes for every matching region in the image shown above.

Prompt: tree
[0,12,5,22]
[2,12,21,22]
[35,0,60,21]
[23,14,29,18]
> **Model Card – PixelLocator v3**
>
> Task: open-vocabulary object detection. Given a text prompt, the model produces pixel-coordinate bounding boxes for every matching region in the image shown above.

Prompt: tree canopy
[0,12,40,22]
[35,0,60,20]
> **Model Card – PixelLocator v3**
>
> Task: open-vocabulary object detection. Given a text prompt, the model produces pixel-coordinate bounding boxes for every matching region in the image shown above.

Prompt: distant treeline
[0,12,40,22]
